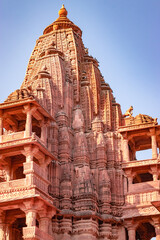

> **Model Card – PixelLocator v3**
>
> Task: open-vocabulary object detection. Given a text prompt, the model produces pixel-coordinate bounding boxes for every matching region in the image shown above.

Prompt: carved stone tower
[0,5,160,240]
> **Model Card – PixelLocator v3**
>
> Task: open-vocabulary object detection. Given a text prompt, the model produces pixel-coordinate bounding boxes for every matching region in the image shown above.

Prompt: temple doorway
[136,222,156,240]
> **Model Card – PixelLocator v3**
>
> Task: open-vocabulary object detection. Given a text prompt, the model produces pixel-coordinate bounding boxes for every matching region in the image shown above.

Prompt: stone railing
[0,173,49,201]
[23,161,47,179]
[128,180,159,193]
[126,190,160,206]
[32,174,49,193]
[122,158,158,169]
[0,178,31,201]
[0,131,25,143]
[125,180,160,205]
[23,226,54,240]
[0,131,48,150]
[0,178,26,191]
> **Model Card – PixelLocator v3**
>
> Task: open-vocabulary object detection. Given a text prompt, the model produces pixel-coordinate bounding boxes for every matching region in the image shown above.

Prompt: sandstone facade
[0,5,159,240]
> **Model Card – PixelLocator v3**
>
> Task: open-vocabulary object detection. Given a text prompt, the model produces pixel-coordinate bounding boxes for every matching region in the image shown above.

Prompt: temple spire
[58,4,68,17]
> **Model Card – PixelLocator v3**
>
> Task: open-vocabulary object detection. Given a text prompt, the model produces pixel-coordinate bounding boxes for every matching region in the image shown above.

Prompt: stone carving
[135,113,157,124]
[5,87,33,102]
[123,106,133,117]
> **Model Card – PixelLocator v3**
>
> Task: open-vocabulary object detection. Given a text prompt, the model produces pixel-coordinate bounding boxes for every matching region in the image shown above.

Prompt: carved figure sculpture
[123,106,133,117]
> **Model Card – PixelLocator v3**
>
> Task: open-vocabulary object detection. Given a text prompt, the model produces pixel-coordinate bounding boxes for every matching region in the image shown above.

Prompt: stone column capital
[149,127,156,136]
[124,220,138,230]
[23,104,37,114]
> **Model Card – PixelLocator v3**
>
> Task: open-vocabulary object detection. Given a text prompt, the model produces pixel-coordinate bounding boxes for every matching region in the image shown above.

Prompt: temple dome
[43,4,82,35]
[58,4,68,17]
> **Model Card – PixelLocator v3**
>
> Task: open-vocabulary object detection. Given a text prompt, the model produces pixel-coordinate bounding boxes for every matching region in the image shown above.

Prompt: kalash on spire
[43,4,82,35]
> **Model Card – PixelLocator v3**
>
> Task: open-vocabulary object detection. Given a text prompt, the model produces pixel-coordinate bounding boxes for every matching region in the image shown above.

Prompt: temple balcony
[0,130,55,160]
[0,161,53,204]
[125,180,160,206]
[123,179,160,219]
[122,157,159,169]
[0,96,55,153]
[119,113,160,164]
[0,130,48,150]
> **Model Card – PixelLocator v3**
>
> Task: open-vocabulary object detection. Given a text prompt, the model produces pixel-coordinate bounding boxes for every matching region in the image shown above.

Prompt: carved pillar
[128,176,132,185]
[153,174,158,181]
[25,210,37,227]
[24,105,32,137]
[39,207,55,234]
[132,143,136,160]
[0,211,5,240]
[5,223,10,240]
[155,225,160,240]
[39,217,50,233]
[151,134,157,159]
[23,146,34,163]
[40,120,48,146]
[99,222,112,239]
[122,135,130,162]
[128,226,136,240]
[0,224,5,240]
[112,224,118,239]
[59,217,72,238]
[151,167,158,181]
[26,154,33,163]
[4,165,10,182]
[152,217,160,240]
[0,110,3,136]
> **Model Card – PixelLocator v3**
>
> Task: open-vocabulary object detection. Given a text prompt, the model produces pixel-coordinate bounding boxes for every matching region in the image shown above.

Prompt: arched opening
[11,154,25,180]
[133,172,153,184]
[11,217,26,240]
[136,222,156,240]
[32,125,41,138]
[13,166,25,180]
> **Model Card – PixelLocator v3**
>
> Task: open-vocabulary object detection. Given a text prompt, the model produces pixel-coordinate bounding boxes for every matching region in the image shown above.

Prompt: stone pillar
[154,224,160,240]
[25,210,37,227]
[132,144,136,160]
[152,217,160,240]
[123,138,130,162]
[5,223,10,240]
[128,227,136,240]
[25,109,32,137]
[26,154,33,163]
[0,224,5,240]
[0,211,5,240]
[153,173,158,181]
[40,121,48,145]
[151,134,157,159]
[4,165,10,182]
[99,222,112,239]
[0,117,3,136]
[39,217,50,233]
[128,176,132,185]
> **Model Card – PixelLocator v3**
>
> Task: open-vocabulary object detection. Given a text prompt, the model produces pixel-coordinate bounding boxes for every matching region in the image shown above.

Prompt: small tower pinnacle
[58,4,68,17]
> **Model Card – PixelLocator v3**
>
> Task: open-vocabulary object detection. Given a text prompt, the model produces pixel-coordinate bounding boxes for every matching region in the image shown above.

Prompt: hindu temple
[0,5,160,240]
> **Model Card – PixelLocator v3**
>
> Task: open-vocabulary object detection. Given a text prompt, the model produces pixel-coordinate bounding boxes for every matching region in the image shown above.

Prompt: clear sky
[0,1,159,237]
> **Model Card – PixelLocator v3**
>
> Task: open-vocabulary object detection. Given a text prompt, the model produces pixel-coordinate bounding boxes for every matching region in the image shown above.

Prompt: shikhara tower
[0,5,160,240]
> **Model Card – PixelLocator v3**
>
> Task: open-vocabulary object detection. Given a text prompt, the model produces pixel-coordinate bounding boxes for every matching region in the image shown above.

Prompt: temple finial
[58,4,68,17]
